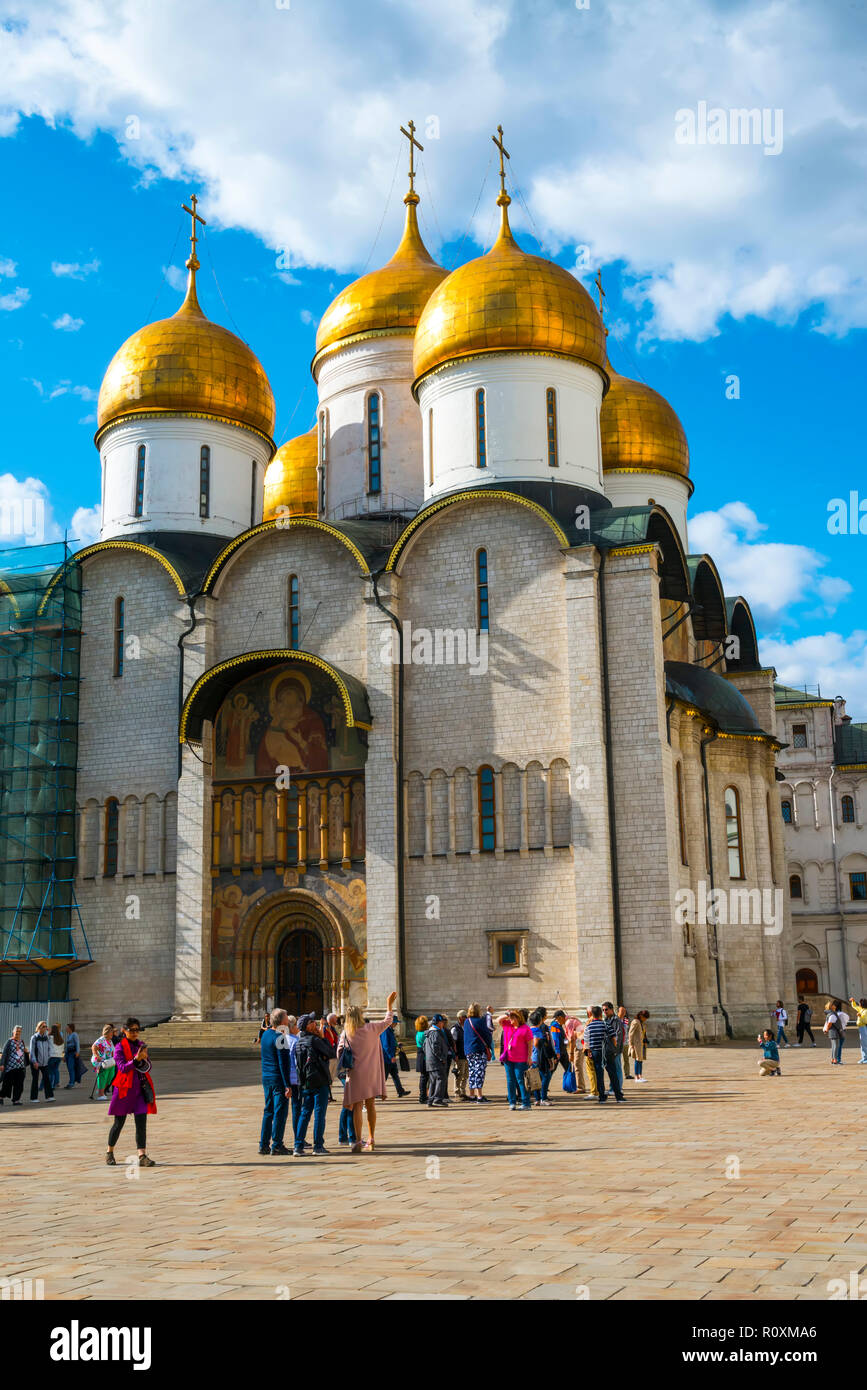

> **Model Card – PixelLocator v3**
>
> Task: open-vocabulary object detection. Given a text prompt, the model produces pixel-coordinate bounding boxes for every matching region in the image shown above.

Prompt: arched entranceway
[277,926,324,1016]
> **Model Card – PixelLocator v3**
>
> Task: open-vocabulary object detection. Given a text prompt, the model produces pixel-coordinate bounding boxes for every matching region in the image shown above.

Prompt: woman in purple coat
[105,1018,157,1167]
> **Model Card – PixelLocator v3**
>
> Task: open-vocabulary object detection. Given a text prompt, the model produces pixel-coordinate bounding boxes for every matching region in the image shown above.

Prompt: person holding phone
[105,1017,157,1167]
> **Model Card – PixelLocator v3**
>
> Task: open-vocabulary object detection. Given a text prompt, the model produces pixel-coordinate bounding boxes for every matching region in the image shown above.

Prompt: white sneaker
[540,1100,553,1107]
[509,1103,516,1110]
[45,1097,56,1103]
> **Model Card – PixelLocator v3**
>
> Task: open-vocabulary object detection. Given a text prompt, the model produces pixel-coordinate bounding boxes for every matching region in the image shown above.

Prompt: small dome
[313,194,447,371]
[263,427,318,519]
[97,274,276,444]
[413,199,607,386]
[601,366,689,480]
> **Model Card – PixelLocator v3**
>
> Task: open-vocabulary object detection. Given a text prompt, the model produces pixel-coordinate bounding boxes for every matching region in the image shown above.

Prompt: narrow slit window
[199,445,210,519]
[478,766,496,851]
[766,791,777,884]
[250,460,257,527]
[781,799,792,824]
[367,393,381,495]
[318,412,328,515]
[724,785,745,880]
[476,388,487,468]
[113,597,125,678]
[476,548,489,632]
[134,444,146,517]
[842,794,855,824]
[288,574,300,650]
[546,387,559,468]
[789,873,803,900]
[104,798,119,878]
[676,762,688,865]
[428,410,434,487]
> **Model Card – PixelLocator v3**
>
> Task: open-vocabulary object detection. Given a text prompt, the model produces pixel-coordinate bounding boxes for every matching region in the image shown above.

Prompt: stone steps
[141,1021,261,1056]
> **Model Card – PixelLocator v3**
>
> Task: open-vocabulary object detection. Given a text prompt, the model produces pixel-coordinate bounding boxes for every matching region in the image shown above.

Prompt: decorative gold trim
[604,465,695,498]
[204,517,369,593]
[179,648,372,745]
[94,409,276,455]
[715,730,783,747]
[836,764,867,772]
[311,327,414,377]
[0,578,21,618]
[412,348,609,401]
[608,543,657,557]
[385,489,569,572]
[775,700,835,711]
[36,539,186,617]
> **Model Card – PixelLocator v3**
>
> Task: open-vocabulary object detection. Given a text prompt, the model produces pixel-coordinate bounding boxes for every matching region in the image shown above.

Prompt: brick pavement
[2,1041,865,1301]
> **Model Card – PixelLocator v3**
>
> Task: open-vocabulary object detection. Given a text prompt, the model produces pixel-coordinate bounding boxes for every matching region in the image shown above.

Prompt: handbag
[524,1064,542,1092]
[139,1071,155,1108]
[75,1055,87,1082]
[562,1067,577,1093]
[336,1038,354,1083]
[397,1047,410,1073]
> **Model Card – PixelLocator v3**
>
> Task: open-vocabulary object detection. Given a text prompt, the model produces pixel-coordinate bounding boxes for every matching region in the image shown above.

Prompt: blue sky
[0,0,865,712]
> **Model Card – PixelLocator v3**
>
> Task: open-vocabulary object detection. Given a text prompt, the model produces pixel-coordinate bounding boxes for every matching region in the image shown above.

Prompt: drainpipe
[177,595,200,779]
[700,728,734,1039]
[370,572,408,1023]
[827,766,849,997]
[597,550,624,1005]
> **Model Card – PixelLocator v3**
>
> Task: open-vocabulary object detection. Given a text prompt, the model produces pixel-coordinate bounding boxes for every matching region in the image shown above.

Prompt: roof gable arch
[386,489,568,576]
[204,518,371,598]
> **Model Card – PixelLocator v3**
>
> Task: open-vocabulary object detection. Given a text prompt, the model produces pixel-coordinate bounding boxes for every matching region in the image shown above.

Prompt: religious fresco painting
[214,663,367,779]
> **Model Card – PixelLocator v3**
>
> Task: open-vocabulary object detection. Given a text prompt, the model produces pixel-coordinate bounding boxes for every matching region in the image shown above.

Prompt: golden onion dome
[313,192,447,373]
[97,270,276,445]
[263,427,318,520]
[601,364,690,480]
[412,195,608,387]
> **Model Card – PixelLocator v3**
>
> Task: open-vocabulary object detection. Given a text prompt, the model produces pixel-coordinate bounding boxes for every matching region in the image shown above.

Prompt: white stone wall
[606,469,691,549]
[100,416,270,540]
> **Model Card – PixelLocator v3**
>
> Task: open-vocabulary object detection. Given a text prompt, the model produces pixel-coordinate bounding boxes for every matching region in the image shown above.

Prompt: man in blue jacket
[259,1008,292,1155]
[380,1020,409,1097]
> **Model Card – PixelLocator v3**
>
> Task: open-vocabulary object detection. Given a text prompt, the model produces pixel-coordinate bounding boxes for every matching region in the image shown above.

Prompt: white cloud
[0,0,865,341]
[52,312,84,331]
[51,258,100,279]
[0,256,16,277]
[0,472,61,546]
[70,502,101,545]
[162,264,186,292]
[299,309,314,325]
[762,631,867,717]
[0,286,29,311]
[45,381,98,402]
[689,501,851,622]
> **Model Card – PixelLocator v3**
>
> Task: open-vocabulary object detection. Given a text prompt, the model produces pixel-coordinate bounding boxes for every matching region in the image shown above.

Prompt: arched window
[428,410,434,487]
[475,388,487,469]
[134,444,146,517]
[476,548,489,633]
[199,445,210,519]
[318,411,328,515]
[113,597,125,678]
[781,799,792,824]
[104,798,119,878]
[676,762,688,865]
[842,794,855,824]
[288,574,300,649]
[724,785,744,879]
[367,393,381,494]
[546,387,559,468]
[250,460,257,527]
[789,873,803,899]
[478,766,496,851]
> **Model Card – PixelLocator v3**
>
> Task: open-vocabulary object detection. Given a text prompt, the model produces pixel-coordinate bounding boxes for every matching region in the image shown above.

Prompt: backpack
[804,1005,812,1023]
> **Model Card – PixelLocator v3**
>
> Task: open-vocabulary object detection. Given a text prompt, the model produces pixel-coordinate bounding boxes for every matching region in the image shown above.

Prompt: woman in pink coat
[338,990,397,1152]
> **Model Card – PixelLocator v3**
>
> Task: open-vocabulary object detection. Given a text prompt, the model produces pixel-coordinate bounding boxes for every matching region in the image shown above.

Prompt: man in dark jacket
[380,1022,409,1097]
[259,1008,292,1155]
[294,1014,337,1155]
[423,1014,450,1107]
[450,1011,470,1100]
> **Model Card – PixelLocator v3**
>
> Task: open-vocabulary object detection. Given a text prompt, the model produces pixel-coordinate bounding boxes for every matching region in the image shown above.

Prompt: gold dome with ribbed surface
[97,273,276,444]
[412,200,608,386]
[263,427,318,519]
[601,365,690,479]
[313,194,447,371]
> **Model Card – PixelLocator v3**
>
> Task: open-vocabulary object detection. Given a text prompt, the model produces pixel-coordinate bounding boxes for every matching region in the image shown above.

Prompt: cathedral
[0,127,795,1042]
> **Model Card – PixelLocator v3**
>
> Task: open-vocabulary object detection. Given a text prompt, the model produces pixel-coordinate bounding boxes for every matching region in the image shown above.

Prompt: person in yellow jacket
[849,997,867,1064]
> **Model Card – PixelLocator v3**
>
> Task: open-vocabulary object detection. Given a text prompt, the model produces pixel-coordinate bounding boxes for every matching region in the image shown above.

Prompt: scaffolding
[0,540,91,1002]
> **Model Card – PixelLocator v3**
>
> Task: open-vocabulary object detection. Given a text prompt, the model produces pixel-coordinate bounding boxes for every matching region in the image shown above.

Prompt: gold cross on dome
[594,267,606,319]
[181,193,207,270]
[492,124,511,200]
[399,120,424,199]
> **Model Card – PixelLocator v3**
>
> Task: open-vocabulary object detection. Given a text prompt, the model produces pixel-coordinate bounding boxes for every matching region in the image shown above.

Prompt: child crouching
[757,1028,781,1075]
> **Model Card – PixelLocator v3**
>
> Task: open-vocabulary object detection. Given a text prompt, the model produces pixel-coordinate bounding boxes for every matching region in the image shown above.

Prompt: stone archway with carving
[233,887,356,1018]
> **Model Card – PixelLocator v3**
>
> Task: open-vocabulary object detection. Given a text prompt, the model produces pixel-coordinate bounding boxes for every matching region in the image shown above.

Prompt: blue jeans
[835,1033,844,1063]
[295,1085,330,1151]
[503,1060,530,1108]
[260,1080,289,1150]
[44,1058,61,1089]
[65,1051,78,1085]
[776,1026,789,1046]
[860,1025,867,1063]
[613,1053,624,1088]
[289,1084,302,1140]
[338,1105,357,1143]
[591,1047,624,1100]
[533,1067,553,1103]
